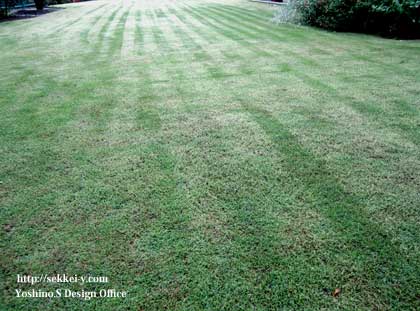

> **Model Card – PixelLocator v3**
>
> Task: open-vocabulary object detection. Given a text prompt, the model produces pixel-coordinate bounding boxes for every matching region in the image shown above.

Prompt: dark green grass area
[0,0,419,310]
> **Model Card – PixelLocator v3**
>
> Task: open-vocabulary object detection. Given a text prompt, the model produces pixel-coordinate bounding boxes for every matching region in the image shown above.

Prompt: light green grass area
[1,0,420,309]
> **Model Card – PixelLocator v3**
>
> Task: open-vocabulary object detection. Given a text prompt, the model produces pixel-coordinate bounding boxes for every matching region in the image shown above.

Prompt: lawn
[0,0,419,310]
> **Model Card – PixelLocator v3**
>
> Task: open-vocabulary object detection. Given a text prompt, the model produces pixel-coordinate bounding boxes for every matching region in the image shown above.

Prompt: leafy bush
[368,0,420,37]
[277,0,420,39]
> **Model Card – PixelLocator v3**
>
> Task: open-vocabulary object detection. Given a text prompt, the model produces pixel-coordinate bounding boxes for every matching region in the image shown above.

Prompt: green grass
[1,0,420,310]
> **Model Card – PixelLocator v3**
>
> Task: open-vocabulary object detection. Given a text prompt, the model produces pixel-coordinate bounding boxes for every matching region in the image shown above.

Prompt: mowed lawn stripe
[134,10,143,54]
[106,6,131,56]
[92,4,123,57]
[107,11,199,307]
[50,2,111,37]
[240,102,417,308]
[182,0,414,310]
[195,5,420,147]
[183,4,272,58]
[130,3,352,305]
[167,5,218,46]
[168,3,249,65]
[218,3,420,69]
[164,11,231,79]
[196,5,323,68]
[291,70,420,146]
[166,4,418,308]
[78,3,123,50]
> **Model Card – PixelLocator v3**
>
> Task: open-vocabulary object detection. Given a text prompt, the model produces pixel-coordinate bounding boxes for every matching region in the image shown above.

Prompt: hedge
[293,0,420,39]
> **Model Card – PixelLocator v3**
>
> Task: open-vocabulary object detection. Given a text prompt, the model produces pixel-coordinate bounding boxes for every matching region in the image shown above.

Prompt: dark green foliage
[0,0,18,16]
[295,0,420,38]
[47,0,72,5]
[34,0,44,10]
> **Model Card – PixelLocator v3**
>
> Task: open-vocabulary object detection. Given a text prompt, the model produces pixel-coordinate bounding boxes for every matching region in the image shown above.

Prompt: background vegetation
[276,0,420,38]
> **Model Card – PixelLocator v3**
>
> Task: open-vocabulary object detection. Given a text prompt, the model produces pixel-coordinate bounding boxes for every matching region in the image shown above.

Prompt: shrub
[34,0,45,10]
[277,0,420,39]
[368,0,420,38]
